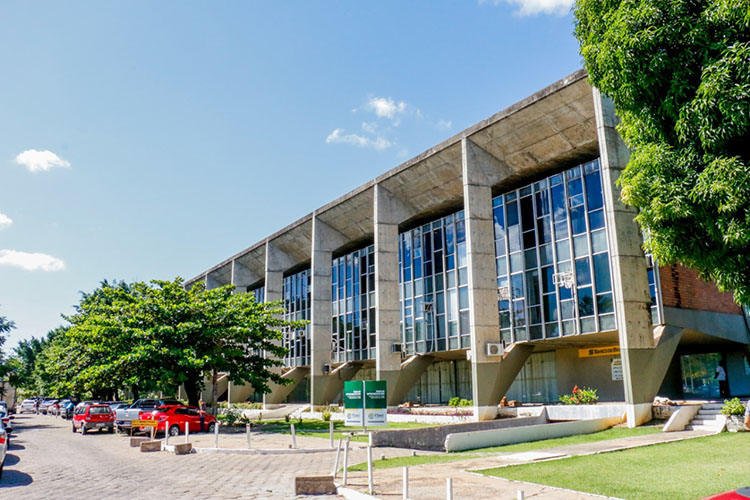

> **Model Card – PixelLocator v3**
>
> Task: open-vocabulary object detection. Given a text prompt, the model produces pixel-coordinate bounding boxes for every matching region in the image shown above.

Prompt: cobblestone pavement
[2,413,359,499]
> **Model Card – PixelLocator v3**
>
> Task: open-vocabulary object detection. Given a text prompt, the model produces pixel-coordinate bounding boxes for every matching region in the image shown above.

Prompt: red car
[702,488,750,500]
[72,404,115,434]
[140,406,217,436]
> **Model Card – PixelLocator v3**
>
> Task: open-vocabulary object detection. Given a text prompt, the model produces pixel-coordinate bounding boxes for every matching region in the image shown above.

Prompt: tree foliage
[30,278,296,405]
[575,0,750,304]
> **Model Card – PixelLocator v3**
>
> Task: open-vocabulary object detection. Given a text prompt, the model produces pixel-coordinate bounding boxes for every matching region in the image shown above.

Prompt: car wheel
[0,461,4,480]
[72,423,76,433]
[108,426,114,434]
[207,422,216,433]
[81,424,86,435]
[169,425,180,437]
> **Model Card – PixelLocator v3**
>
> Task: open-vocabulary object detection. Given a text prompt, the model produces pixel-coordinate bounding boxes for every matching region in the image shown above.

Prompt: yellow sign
[132,419,158,427]
[578,345,620,358]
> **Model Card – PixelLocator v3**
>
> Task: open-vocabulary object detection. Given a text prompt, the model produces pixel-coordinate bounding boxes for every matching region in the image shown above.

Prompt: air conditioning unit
[391,343,403,354]
[486,342,504,357]
[322,364,332,374]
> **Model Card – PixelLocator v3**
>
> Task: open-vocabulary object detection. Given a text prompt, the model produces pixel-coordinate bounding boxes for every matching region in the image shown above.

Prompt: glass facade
[493,159,616,343]
[248,284,265,302]
[646,255,663,325]
[399,210,471,354]
[331,245,377,362]
[282,269,310,367]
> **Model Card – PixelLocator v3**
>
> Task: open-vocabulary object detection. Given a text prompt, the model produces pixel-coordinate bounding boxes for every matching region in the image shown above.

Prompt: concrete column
[462,138,532,421]
[263,242,306,407]
[374,184,429,406]
[594,89,680,426]
[310,214,349,407]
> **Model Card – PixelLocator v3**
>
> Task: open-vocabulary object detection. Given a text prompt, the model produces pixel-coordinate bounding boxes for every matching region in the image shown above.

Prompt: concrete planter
[545,404,626,421]
[726,415,748,432]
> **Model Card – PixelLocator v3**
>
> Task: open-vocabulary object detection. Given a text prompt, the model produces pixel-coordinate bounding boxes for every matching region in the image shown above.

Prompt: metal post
[290,423,297,449]
[342,435,351,485]
[402,466,409,500]
[165,421,169,446]
[151,425,155,442]
[446,478,453,500]
[332,438,343,478]
[367,443,374,495]
[329,420,334,448]
[517,490,525,500]
[214,421,219,449]
[185,423,189,443]
[246,423,251,449]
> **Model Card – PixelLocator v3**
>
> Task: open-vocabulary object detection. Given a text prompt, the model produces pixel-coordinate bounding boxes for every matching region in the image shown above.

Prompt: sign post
[344,380,387,431]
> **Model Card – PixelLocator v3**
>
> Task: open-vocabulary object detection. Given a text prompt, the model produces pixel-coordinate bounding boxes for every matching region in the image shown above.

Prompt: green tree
[575,0,750,304]
[0,309,15,398]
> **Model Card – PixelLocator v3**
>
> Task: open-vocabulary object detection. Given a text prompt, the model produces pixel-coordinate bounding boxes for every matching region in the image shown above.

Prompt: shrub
[322,410,331,422]
[217,408,241,426]
[559,386,599,405]
[458,398,473,407]
[721,398,746,416]
[284,414,290,423]
[448,397,460,407]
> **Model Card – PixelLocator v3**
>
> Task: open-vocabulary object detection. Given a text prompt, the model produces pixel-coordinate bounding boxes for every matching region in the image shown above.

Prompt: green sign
[344,380,387,428]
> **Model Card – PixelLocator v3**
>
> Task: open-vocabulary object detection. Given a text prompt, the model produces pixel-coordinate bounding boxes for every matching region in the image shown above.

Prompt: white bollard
[165,421,169,446]
[517,490,525,500]
[342,435,351,485]
[446,478,453,500]
[246,423,251,449]
[214,421,219,448]
[290,423,297,449]
[185,423,189,443]
[329,420,334,448]
[367,444,374,495]
[332,438,343,477]
[402,466,409,500]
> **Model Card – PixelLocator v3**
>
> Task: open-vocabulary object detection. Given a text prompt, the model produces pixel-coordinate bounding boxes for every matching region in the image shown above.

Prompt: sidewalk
[341,428,714,499]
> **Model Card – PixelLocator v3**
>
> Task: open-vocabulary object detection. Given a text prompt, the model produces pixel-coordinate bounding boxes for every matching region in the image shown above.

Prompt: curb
[335,483,380,500]
[190,446,351,455]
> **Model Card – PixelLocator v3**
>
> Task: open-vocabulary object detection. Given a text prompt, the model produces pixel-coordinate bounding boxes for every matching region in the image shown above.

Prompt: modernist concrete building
[187,70,750,426]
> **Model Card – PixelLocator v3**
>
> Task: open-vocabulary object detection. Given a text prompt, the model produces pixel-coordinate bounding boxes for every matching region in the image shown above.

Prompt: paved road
[2,413,345,499]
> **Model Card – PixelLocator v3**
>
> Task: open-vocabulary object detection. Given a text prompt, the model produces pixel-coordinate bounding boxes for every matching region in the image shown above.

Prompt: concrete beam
[594,88,657,427]
[231,260,262,290]
[310,215,351,406]
[264,367,310,407]
[316,363,362,407]
[386,354,433,407]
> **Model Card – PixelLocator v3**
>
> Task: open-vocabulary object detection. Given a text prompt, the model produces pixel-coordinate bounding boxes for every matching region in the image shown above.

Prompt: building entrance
[680,352,722,399]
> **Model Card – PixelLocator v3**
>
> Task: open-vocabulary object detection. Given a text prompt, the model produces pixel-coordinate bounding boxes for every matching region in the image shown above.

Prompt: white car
[19,399,37,413]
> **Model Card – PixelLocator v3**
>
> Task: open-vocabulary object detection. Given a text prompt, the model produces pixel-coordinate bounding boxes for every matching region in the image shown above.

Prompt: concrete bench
[295,475,336,495]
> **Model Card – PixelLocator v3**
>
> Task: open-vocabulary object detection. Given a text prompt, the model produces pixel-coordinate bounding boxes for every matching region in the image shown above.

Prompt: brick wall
[659,265,742,315]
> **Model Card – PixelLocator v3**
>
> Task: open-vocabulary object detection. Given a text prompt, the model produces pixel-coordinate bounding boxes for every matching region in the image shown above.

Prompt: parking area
[3,413,348,499]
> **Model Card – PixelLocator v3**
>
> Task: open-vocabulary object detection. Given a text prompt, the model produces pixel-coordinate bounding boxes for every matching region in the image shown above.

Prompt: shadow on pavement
[8,442,25,451]
[4,454,19,466]
[0,469,33,488]
[11,423,54,432]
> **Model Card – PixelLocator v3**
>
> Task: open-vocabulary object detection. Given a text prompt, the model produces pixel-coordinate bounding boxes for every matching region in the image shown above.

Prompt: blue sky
[0,0,580,349]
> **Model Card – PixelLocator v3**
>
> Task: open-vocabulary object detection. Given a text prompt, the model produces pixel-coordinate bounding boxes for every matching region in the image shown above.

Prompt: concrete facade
[190,70,750,424]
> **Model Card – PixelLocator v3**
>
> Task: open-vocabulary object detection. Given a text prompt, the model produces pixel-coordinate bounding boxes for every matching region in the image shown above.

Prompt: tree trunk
[211,369,218,416]
[184,378,200,407]
[131,385,140,401]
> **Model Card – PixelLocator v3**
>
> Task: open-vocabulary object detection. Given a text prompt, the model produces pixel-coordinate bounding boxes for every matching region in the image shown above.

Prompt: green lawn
[479,433,750,500]
[349,424,662,471]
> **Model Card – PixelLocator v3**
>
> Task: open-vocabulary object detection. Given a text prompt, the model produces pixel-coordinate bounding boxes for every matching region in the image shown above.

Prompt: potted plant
[721,398,747,432]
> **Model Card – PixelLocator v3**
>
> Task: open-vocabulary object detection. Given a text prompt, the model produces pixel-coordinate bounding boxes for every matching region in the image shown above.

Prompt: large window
[332,245,376,362]
[248,285,265,302]
[282,269,310,367]
[493,159,616,343]
[399,210,470,354]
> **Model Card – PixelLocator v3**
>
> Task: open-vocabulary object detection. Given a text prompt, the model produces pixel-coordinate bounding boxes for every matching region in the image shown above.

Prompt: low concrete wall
[544,404,626,421]
[444,416,621,452]
[662,405,701,432]
[372,411,547,452]
[497,406,546,419]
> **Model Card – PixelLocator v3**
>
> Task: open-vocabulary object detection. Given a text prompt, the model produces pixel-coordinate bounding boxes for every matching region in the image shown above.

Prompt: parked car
[72,404,115,434]
[105,401,130,412]
[39,399,57,415]
[19,399,36,414]
[114,398,183,429]
[0,419,7,479]
[702,488,750,500]
[0,408,13,434]
[139,405,217,436]
[59,400,77,419]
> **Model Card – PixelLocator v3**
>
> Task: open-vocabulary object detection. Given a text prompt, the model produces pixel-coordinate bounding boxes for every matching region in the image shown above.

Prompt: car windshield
[89,406,111,415]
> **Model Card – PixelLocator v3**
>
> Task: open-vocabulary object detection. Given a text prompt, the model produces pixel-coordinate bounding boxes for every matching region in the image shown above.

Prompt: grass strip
[478,433,750,500]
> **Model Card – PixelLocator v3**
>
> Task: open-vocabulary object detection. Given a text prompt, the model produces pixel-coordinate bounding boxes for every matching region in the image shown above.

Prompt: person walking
[715,361,729,398]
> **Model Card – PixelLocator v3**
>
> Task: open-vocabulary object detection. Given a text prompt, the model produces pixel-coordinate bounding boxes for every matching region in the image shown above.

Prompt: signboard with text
[344,380,387,428]
[578,345,620,358]
[611,357,623,381]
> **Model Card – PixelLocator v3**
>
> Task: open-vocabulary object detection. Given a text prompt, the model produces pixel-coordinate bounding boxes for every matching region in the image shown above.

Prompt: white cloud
[0,213,12,230]
[366,97,407,119]
[15,149,71,173]
[0,249,65,271]
[361,122,378,134]
[436,119,453,130]
[326,129,392,151]
[481,0,574,16]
